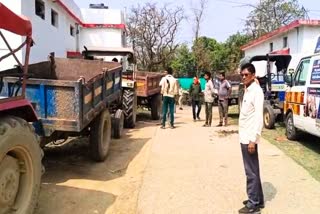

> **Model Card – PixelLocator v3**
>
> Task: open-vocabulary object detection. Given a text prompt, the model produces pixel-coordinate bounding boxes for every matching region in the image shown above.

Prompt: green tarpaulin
[178,77,206,90]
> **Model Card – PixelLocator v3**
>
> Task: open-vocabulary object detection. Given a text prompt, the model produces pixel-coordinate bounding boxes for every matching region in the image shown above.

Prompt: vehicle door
[287,58,311,130]
[304,56,320,137]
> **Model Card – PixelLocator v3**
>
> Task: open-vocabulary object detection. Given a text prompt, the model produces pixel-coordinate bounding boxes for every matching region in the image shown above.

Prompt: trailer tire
[90,109,112,162]
[263,104,275,129]
[112,109,124,139]
[285,112,299,140]
[123,89,137,128]
[151,94,162,120]
[0,116,43,214]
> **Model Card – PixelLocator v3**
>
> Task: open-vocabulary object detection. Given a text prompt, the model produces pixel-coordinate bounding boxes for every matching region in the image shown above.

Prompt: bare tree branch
[127,3,184,71]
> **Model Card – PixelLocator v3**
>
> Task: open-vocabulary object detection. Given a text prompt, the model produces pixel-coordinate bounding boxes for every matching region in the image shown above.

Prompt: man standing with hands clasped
[238,63,264,214]
[217,72,231,126]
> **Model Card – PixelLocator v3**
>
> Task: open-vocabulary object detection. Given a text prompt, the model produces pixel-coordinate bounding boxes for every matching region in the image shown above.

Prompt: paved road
[137,107,320,214]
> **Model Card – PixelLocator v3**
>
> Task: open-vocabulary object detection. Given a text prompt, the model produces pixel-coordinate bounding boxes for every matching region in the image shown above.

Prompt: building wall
[1,0,126,70]
[0,0,80,70]
[80,28,123,51]
[244,30,301,56]
[21,0,78,64]
[81,8,123,24]
[301,26,320,54]
[244,25,320,70]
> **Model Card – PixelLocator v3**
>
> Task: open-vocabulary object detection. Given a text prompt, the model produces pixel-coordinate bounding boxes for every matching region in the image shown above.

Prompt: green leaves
[168,33,250,77]
[245,0,307,38]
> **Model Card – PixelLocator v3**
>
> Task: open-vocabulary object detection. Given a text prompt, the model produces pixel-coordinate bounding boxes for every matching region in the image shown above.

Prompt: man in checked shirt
[238,63,265,214]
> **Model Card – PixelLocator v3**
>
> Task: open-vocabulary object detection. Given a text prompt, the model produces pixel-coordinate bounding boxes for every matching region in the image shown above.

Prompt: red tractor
[0,3,42,214]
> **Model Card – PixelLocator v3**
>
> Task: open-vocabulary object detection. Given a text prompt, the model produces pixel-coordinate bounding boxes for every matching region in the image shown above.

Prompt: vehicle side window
[294,59,310,86]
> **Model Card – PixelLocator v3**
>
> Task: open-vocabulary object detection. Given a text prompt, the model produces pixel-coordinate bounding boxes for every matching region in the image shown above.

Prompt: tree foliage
[245,0,307,38]
[170,44,195,77]
[168,33,250,77]
[127,3,184,71]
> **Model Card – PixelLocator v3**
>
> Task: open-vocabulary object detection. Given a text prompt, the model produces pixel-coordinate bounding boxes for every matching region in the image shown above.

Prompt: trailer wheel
[123,89,137,128]
[0,116,43,214]
[263,104,275,129]
[112,109,124,139]
[285,112,299,140]
[90,109,112,162]
[151,94,162,120]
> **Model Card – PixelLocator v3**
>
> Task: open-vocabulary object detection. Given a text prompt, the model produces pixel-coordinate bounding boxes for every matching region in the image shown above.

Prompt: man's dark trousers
[162,96,175,126]
[204,102,213,125]
[192,100,201,120]
[218,99,229,124]
[240,143,264,208]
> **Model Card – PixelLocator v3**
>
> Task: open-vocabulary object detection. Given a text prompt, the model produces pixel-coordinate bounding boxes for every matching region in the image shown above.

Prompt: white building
[241,20,320,70]
[0,0,126,70]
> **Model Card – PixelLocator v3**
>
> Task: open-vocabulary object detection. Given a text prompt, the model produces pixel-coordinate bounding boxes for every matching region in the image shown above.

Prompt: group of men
[159,68,232,129]
[159,64,265,214]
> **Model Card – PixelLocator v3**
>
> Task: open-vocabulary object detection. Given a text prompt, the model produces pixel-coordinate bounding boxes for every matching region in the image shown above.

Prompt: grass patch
[262,125,320,182]
[227,105,320,182]
[228,105,239,125]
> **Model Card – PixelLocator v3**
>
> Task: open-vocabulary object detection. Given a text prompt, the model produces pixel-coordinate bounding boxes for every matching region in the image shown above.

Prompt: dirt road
[36,107,320,214]
[35,114,159,214]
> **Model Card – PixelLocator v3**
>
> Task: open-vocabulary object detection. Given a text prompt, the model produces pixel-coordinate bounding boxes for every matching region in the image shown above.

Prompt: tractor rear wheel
[112,109,124,139]
[90,109,112,162]
[151,94,162,120]
[123,89,137,128]
[0,116,43,214]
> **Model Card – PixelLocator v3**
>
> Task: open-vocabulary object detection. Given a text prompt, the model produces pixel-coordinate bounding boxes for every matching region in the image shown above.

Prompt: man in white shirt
[203,71,215,127]
[238,63,264,214]
[159,67,179,129]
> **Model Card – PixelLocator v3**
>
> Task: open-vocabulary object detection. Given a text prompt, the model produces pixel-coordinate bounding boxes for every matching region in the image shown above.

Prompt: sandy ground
[35,114,159,214]
[36,107,320,214]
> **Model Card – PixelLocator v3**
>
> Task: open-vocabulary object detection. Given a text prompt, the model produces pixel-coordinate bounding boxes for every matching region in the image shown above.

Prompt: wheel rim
[0,147,34,213]
[264,111,270,126]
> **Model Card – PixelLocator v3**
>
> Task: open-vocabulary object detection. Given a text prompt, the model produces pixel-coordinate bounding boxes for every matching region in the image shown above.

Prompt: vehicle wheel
[122,89,137,128]
[263,104,275,129]
[285,112,298,140]
[0,116,43,214]
[151,94,162,120]
[112,109,124,139]
[90,109,112,162]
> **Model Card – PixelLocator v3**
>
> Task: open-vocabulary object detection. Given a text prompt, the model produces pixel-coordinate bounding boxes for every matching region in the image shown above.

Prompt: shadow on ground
[37,113,155,213]
[42,121,150,183]
[263,182,277,203]
[36,185,115,214]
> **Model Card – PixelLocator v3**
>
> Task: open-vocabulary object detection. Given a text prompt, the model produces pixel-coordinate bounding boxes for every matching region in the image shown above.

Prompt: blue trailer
[1,57,124,161]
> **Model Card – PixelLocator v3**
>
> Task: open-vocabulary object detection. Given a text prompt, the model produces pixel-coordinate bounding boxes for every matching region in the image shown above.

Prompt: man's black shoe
[242,200,265,209]
[216,123,223,127]
[238,206,260,214]
[160,126,165,129]
[170,125,176,129]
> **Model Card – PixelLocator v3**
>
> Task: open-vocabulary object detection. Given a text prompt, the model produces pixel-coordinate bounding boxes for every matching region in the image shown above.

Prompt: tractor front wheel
[0,117,43,214]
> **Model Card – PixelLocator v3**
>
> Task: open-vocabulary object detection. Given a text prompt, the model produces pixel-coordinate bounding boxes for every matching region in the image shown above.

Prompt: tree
[127,3,184,71]
[191,0,208,76]
[224,33,251,72]
[245,0,307,38]
[169,44,195,77]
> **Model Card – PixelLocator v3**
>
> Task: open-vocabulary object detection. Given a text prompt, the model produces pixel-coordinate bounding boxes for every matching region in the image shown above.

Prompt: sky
[75,0,320,43]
